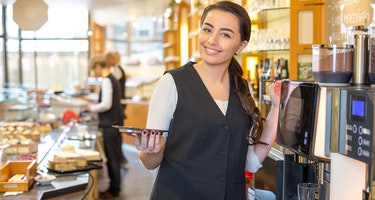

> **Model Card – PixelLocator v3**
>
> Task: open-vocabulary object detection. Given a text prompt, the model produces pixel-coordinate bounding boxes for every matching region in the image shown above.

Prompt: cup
[297,183,321,200]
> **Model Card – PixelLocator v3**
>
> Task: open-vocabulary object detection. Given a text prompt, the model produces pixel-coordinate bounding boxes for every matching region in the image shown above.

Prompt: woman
[134,1,280,199]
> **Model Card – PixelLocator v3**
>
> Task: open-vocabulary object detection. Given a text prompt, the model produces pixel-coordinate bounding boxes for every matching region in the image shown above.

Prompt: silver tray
[112,125,168,135]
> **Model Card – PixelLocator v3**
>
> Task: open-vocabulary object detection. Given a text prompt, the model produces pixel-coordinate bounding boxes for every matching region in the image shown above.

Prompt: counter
[0,123,103,200]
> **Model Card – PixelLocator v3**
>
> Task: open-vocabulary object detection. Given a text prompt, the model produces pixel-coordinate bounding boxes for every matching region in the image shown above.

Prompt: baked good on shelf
[60,143,76,152]
[54,149,100,161]
[48,159,78,171]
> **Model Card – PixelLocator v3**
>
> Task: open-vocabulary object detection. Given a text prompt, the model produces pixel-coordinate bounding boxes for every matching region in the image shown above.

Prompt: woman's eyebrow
[203,22,234,33]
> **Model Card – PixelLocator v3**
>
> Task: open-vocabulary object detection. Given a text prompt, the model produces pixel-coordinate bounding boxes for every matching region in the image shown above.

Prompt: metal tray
[112,125,168,136]
[47,163,102,174]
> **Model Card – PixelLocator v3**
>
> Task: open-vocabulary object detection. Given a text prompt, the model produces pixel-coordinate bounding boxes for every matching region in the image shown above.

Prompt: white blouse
[146,73,262,173]
[89,77,113,113]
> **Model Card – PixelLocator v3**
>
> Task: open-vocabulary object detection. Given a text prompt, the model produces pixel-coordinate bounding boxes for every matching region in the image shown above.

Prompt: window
[13,6,89,90]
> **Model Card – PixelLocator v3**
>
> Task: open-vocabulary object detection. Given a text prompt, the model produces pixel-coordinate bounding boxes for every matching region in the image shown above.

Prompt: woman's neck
[102,69,110,77]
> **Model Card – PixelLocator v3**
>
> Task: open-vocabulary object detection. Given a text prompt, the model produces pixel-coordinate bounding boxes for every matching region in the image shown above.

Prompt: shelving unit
[290,0,326,80]
[241,6,290,111]
[187,8,202,62]
[163,1,190,70]
[164,0,325,82]
[163,28,180,70]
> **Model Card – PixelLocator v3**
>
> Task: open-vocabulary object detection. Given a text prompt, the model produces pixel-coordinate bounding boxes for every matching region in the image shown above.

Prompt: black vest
[117,65,126,100]
[98,74,125,127]
[151,62,251,200]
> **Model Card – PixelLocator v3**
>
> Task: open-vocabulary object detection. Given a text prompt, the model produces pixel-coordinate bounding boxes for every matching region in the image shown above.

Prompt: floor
[97,144,157,200]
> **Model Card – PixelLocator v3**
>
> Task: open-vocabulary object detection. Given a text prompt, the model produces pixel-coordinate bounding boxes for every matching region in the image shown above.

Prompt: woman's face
[198,9,247,66]
[93,64,103,77]
[106,56,116,66]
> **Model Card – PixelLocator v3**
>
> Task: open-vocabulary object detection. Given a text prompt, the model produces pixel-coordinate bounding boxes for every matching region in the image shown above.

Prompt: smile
[205,46,221,54]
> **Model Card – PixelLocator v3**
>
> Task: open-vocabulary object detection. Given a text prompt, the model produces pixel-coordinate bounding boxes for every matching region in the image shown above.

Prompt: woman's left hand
[134,129,164,154]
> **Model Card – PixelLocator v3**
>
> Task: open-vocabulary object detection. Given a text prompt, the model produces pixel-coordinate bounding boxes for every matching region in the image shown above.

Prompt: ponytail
[229,57,265,145]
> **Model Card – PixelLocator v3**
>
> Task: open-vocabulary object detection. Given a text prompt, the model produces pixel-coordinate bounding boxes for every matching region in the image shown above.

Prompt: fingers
[269,80,281,106]
[273,81,282,97]
[141,129,149,149]
[134,129,164,153]
[147,130,157,151]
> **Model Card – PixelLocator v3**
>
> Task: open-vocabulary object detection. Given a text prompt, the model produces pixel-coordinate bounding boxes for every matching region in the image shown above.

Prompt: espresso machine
[277,80,336,200]
[328,25,375,200]
[276,28,358,199]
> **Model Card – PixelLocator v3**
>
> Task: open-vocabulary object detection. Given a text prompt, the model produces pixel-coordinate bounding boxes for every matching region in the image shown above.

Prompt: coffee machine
[277,80,338,200]
[327,24,375,200]
[276,28,359,199]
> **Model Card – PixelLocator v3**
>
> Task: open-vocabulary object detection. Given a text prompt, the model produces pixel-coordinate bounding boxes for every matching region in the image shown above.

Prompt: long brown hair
[200,1,265,145]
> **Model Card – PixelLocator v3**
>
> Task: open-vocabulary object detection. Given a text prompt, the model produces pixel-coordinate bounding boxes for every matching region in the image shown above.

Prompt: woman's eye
[202,27,211,33]
[222,33,231,38]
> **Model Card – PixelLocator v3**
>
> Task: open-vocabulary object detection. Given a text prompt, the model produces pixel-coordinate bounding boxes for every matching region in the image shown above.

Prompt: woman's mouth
[205,46,221,54]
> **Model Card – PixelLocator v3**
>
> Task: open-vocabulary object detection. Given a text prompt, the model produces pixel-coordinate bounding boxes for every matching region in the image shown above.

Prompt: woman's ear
[236,40,248,55]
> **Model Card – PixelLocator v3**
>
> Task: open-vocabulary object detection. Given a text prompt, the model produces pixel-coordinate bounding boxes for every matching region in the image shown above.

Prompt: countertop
[0,124,103,200]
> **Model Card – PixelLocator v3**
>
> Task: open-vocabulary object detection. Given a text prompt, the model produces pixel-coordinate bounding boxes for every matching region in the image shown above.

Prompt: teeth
[206,48,219,54]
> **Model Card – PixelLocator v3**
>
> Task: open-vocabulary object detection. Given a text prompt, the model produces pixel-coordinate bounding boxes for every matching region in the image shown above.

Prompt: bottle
[274,59,280,79]
[259,59,265,80]
[269,57,275,80]
[281,59,289,79]
[253,64,259,98]
[264,58,270,80]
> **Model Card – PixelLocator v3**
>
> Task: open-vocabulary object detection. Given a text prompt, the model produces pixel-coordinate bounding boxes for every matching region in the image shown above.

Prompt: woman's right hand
[269,80,281,107]
[134,130,164,154]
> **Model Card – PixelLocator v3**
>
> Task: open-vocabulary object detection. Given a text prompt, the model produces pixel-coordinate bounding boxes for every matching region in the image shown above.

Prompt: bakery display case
[0,114,104,199]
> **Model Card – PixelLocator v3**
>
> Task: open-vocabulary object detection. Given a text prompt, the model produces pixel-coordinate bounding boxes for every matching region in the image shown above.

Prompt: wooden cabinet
[163,1,190,70]
[187,8,202,62]
[122,101,149,144]
[164,28,180,70]
[91,22,104,55]
[243,0,326,83]
[289,0,326,80]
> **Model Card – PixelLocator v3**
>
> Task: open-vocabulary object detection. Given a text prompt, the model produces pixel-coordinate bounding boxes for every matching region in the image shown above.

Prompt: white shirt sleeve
[146,73,177,131]
[245,144,263,173]
[89,78,113,113]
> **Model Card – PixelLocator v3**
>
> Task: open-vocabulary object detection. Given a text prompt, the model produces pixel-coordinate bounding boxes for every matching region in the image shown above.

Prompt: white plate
[35,175,56,185]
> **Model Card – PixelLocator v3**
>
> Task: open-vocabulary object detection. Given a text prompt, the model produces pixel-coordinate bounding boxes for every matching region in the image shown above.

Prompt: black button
[223,125,229,130]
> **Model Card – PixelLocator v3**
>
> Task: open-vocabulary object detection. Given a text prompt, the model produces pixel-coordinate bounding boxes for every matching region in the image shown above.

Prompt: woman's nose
[207,33,218,45]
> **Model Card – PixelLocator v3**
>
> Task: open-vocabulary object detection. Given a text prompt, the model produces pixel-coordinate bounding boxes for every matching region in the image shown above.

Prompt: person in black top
[106,52,126,105]
[106,51,128,167]
[86,57,125,199]
[133,1,281,200]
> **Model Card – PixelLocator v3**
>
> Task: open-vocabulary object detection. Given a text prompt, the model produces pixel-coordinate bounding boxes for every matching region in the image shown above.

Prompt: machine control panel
[339,88,375,164]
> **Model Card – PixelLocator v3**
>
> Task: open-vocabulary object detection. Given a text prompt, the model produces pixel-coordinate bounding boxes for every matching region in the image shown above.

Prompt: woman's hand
[269,80,281,107]
[134,130,164,154]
